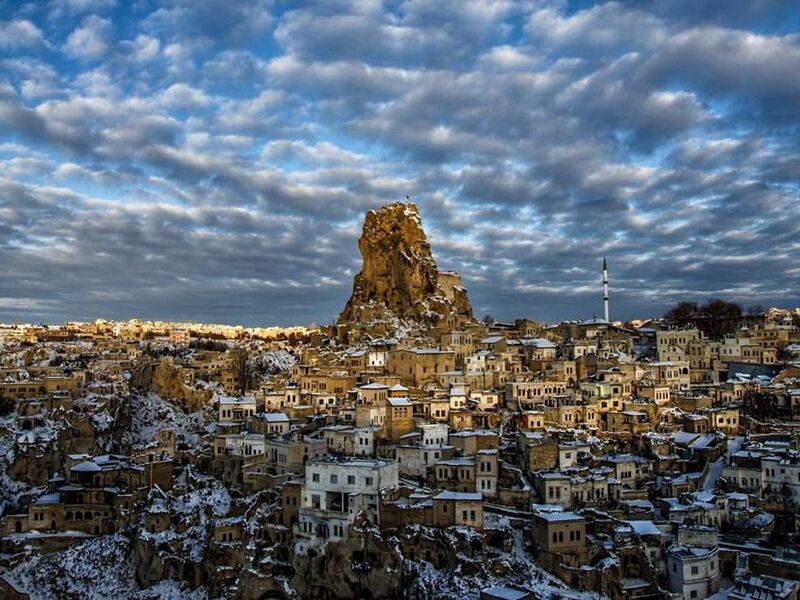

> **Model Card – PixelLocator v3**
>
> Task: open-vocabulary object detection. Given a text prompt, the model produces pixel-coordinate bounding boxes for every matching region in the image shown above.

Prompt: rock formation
[130,358,212,410]
[338,202,473,334]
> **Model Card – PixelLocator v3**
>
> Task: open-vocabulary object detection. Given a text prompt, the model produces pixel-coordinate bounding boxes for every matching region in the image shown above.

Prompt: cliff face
[130,358,212,410]
[338,202,473,332]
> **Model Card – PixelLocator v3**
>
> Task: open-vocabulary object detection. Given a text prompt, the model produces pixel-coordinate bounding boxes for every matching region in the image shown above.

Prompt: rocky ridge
[338,202,473,336]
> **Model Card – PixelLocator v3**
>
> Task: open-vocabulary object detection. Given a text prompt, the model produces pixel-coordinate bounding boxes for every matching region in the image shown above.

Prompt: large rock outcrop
[130,358,212,410]
[338,202,473,334]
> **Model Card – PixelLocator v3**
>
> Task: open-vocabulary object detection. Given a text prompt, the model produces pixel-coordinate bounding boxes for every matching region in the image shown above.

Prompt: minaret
[602,256,610,322]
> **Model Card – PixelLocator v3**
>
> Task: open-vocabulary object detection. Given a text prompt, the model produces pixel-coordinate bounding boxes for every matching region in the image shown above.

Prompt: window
[312,473,320,483]
[691,566,699,575]
[330,474,338,484]
[348,475,355,485]
[365,477,374,486]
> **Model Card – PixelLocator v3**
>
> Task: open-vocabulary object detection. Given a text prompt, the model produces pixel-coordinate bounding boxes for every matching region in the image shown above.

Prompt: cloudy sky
[1,0,798,327]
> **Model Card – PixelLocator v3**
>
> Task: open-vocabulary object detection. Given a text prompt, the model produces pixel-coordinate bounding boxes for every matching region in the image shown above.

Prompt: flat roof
[481,586,531,600]
[534,511,584,523]
[626,520,661,537]
[360,382,389,389]
[388,397,412,406]
[434,491,482,501]
[263,412,289,422]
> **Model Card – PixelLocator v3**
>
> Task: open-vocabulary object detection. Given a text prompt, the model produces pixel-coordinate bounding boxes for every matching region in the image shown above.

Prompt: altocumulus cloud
[0,0,798,326]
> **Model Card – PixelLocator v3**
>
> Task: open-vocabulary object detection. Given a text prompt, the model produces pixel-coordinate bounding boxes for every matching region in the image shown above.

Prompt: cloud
[159,83,210,110]
[649,27,800,116]
[64,15,112,61]
[0,0,798,325]
[0,58,62,98]
[0,20,49,50]
[120,34,161,63]
[526,2,666,56]
[49,0,116,16]
[147,0,272,46]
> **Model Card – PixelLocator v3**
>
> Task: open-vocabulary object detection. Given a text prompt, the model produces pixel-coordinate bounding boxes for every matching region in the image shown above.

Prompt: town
[1,203,799,600]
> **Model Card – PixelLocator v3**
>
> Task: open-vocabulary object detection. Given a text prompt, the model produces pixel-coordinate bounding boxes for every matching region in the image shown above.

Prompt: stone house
[431,491,483,529]
[531,511,587,566]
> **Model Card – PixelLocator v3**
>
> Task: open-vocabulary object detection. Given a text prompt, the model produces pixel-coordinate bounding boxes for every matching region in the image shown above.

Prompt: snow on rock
[4,532,207,599]
[403,522,600,600]
[0,414,61,510]
[4,533,137,599]
[173,475,232,519]
[91,410,114,432]
[122,393,205,448]
[139,473,232,563]
[249,349,297,375]
[137,579,208,599]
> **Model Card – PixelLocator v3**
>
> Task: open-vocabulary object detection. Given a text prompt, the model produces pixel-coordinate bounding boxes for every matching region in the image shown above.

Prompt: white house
[218,396,257,423]
[295,457,399,554]
[263,412,290,435]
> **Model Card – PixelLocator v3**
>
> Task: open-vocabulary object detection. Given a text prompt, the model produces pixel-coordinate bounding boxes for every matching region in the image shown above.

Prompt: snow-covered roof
[360,382,389,390]
[433,491,482,501]
[387,397,412,407]
[626,520,661,537]
[672,431,700,445]
[263,412,289,423]
[34,493,61,505]
[218,395,256,405]
[622,499,654,510]
[480,586,531,600]
[534,511,584,523]
[603,453,647,464]
[518,337,556,348]
[71,461,101,473]
[668,545,716,559]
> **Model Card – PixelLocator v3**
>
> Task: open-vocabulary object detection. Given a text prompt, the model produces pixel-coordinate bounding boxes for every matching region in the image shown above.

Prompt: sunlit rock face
[338,202,473,334]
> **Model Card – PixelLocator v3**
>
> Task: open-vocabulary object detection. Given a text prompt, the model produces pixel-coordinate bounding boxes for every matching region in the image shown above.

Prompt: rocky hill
[129,358,213,410]
[338,202,473,336]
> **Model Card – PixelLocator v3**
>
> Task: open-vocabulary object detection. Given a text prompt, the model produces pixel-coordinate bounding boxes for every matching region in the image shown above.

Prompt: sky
[0,0,799,327]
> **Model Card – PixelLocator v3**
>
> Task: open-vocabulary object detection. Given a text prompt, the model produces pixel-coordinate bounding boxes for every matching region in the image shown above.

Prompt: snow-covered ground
[140,472,232,562]
[122,393,207,448]
[172,474,232,519]
[3,533,207,600]
[0,414,61,511]
[249,349,297,375]
[703,436,744,493]
[405,518,606,600]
